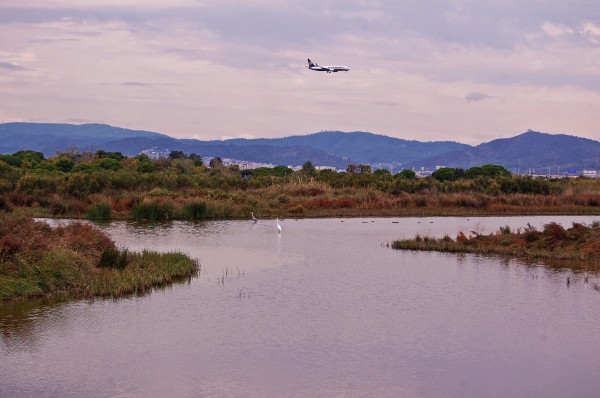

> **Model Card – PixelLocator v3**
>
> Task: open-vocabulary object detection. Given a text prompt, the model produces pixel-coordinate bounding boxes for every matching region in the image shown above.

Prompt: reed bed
[391,222,600,264]
[2,164,600,220]
[0,214,198,300]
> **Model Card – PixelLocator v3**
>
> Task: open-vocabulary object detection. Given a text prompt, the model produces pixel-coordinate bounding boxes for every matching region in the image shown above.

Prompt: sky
[0,0,599,145]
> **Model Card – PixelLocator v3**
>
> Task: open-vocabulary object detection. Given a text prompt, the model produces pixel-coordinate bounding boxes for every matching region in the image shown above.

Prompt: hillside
[1,123,598,172]
[404,131,600,173]
[225,131,469,165]
[0,123,470,168]
[0,123,349,168]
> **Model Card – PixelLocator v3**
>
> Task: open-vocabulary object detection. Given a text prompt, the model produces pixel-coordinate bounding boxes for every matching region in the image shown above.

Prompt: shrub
[93,158,123,171]
[99,248,129,270]
[88,202,112,220]
[288,204,305,214]
[543,222,567,241]
[149,187,171,196]
[134,201,174,221]
[0,196,10,212]
[499,225,511,235]
[182,201,208,220]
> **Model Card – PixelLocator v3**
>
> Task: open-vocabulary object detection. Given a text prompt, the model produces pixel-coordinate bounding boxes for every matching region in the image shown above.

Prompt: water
[1,216,600,398]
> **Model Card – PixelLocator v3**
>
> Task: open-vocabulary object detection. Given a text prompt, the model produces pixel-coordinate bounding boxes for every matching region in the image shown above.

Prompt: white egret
[277,218,282,233]
[250,212,258,223]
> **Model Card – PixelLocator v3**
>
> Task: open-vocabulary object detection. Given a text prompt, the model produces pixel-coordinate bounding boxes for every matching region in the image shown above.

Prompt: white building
[582,169,598,178]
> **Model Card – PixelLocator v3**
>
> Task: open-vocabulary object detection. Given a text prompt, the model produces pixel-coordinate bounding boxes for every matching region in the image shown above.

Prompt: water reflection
[3,215,600,398]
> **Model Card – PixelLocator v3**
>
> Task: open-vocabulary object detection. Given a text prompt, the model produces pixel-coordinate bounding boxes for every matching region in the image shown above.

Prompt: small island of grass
[0,214,199,300]
[392,221,600,264]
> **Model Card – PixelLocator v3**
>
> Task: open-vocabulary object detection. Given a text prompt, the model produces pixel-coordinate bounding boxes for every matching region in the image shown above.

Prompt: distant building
[583,169,598,178]
[140,147,170,159]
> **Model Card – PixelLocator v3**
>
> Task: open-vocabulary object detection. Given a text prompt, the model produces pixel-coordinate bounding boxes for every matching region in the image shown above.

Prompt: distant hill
[0,123,165,156]
[0,123,350,168]
[1,123,598,172]
[405,130,600,173]
[0,123,470,169]
[225,131,469,165]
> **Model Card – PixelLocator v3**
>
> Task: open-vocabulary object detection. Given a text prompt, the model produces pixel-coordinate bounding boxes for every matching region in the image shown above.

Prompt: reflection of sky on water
[4,215,600,398]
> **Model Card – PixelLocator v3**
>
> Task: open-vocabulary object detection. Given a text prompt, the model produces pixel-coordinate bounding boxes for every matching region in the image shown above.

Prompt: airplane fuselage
[307,59,350,73]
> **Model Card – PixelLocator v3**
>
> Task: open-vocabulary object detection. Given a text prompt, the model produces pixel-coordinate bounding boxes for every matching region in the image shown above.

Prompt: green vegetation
[391,221,600,264]
[0,148,599,220]
[0,214,199,300]
[87,202,112,220]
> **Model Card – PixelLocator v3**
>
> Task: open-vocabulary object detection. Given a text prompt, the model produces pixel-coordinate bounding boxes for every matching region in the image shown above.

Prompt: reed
[181,200,208,220]
[133,200,174,220]
[87,202,112,220]
[391,222,600,264]
[0,214,198,300]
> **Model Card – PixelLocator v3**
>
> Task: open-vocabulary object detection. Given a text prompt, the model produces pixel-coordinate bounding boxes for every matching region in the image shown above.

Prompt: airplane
[306,59,350,73]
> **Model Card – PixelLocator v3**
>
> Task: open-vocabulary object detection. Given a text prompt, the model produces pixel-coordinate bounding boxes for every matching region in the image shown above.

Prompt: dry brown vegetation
[0,214,198,300]
[1,151,599,220]
[391,221,600,265]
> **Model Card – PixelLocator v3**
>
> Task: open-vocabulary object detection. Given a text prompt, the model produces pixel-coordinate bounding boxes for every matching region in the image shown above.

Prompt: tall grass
[0,214,198,300]
[391,222,600,264]
[181,201,208,220]
[87,202,112,220]
[133,201,173,221]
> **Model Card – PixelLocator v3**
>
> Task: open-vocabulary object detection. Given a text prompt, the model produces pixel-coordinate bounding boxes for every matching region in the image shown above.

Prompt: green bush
[133,201,174,220]
[182,201,208,220]
[99,248,128,270]
[88,202,112,220]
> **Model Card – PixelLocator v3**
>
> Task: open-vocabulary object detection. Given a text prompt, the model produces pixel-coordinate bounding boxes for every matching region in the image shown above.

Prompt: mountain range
[1,123,599,173]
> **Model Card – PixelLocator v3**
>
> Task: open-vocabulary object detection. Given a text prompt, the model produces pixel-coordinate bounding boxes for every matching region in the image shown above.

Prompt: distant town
[139,146,599,179]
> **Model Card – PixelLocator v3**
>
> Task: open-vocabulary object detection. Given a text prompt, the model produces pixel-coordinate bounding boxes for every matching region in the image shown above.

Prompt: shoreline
[391,221,600,267]
[0,215,199,301]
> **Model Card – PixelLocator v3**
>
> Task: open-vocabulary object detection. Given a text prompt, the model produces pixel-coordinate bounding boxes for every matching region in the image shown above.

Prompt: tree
[0,154,21,167]
[301,161,316,176]
[465,164,511,179]
[346,164,371,174]
[189,153,203,167]
[272,165,293,177]
[93,158,123,171]
[13,150,45,168]
[374,168,391,176]
[431,167,465,182]
[137,160,155,173]
[358,164,372,174]
[96,150,125,160]
[169,150,187,160]
[54,157,75,172]
[398,169,417,179]
[134,154,155,173]
[209,157,223,168]
[109,151,125,161]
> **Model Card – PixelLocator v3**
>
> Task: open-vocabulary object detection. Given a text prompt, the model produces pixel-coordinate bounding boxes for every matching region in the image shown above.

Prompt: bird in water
[250,212,258,223]
[277,218,282,233]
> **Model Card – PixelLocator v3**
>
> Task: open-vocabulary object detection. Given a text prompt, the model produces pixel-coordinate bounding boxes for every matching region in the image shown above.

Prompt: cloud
[0,1,598,145]
[0,61,27,71]
[465,92,491,102]
[541,22,574,38]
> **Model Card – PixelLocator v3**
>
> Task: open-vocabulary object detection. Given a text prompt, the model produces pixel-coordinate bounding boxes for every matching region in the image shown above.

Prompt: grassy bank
[4,182,600,221]
[391,221,600,265]
[0,214,199,300]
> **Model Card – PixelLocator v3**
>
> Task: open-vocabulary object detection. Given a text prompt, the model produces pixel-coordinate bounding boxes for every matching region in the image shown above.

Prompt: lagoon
[1,216,600,397]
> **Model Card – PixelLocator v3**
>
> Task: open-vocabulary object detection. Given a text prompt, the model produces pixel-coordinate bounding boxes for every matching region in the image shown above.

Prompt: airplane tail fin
[307,58,317,67]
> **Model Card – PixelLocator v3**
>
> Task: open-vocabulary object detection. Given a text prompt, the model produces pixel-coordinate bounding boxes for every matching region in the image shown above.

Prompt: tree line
[0,148,592,199]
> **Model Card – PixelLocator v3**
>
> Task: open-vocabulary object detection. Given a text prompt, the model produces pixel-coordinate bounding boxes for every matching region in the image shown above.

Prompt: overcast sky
[1,0,599,144]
